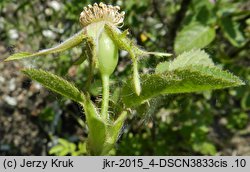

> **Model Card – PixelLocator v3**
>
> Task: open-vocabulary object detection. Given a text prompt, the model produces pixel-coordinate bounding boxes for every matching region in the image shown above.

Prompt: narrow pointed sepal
[4,30,87,62]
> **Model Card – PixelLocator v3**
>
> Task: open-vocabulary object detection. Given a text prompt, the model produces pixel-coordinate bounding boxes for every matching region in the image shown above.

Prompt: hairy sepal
[5,30,87,61]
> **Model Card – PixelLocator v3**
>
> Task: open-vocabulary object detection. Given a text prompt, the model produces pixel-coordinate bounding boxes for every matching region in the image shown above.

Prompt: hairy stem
[133,59,141,95]
[101,74,110,120]
[86,62,93,92]
[85,39,95,92]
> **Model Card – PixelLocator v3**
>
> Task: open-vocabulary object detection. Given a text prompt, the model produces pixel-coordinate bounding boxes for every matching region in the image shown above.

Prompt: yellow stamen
[79,2,125,27]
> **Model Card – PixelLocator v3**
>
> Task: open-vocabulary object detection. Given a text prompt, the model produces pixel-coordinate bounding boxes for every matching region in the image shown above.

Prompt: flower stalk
[101,74,110,120]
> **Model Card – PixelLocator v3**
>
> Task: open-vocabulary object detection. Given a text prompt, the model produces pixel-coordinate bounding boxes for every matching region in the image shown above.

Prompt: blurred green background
[0,0,249,155]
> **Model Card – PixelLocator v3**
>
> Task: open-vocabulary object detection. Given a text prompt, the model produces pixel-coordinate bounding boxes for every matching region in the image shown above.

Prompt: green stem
[85,40,95,92]
[101,74,110,120]
[85,57,94,92]
[133,59,141,95]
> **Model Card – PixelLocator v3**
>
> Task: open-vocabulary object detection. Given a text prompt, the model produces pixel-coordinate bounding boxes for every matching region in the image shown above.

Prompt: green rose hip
[97,30,118,76]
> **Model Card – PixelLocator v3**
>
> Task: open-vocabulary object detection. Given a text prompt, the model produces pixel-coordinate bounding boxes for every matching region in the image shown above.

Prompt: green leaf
[155,61,170,74]
[22,68,85,103]
[81,97,107,155]
[108,111,127,143]
[104,111,127,155]
[174,22,216,54]
[122,65,244,107]
[192,142,217,155]
[241,92,250,110]
[169,49,214,70]
[4,30,87,61]
[49,138,76,156]
[220,16,247,47]
[156,49,214,74]
[82,98,126,155]
[49,145,65,155]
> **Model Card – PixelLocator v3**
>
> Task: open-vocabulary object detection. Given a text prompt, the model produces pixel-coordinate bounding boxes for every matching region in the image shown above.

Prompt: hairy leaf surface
[122,65,244,107]
[156,49,214,74]
[22,68,85,103]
